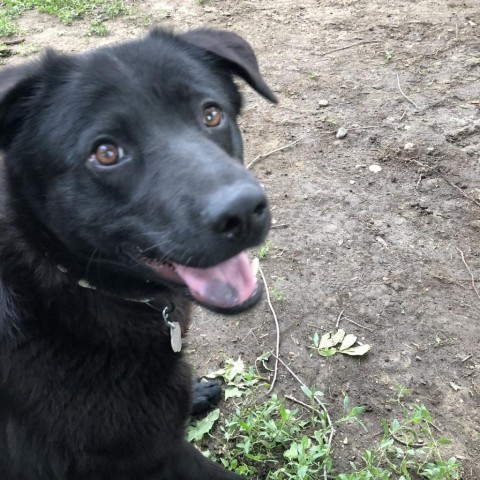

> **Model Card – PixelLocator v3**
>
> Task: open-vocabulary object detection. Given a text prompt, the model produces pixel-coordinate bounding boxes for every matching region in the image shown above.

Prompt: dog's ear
[180,29,278,104]
[0,62,42,150]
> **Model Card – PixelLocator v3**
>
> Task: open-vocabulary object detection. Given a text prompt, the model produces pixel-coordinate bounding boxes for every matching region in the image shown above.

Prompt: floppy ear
[180,28,278,104]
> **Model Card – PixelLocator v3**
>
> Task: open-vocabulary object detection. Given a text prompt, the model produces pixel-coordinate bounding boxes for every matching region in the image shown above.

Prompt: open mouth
[144,252,261,311]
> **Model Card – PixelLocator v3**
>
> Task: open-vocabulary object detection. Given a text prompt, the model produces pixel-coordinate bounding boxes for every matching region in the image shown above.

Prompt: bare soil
[2,0,480,477]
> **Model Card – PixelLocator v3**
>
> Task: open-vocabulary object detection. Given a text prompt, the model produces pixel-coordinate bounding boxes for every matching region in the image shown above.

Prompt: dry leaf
[331,329,346,345]
[319,333,335,349]
[340,344,371,356]
[340,333,357,350]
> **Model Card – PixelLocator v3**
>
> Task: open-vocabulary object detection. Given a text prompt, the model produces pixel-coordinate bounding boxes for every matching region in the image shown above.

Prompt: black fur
[0,29,276,479]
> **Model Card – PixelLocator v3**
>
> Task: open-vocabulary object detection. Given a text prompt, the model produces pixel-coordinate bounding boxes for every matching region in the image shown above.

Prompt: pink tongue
[174,252,257,309]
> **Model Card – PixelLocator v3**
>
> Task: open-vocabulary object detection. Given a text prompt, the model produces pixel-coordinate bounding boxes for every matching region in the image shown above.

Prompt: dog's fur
[0,29,276,479]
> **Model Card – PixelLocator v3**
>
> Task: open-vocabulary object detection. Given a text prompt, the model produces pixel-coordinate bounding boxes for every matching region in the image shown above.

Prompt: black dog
[0,29,276,479]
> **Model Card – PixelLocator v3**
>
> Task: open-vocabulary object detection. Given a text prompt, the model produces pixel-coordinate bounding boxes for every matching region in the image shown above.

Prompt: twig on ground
[241,327,260,344]
[3,38,25,46]
[274,355,334,480]
[396,73,420,110]
[405,158,432,169]
[440,174,480,208]
[259,266,280,395]
[343,316,375,332]
[348,125,383,130]
[404,158,480,209]
[270,224,289,230]
[392,432,425,448]
[471,379,479,396]
[318,40,380,57]
[335,309,345,328]
[456,247,480,307]
[285,395,320,414]
[246,137,303,170]
[430,421,442,433]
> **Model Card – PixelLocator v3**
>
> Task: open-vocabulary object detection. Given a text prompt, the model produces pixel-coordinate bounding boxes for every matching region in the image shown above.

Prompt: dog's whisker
[85,247,100,277]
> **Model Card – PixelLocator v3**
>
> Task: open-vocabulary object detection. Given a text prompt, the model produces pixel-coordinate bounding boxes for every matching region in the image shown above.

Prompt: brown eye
[203,106,223,127]
[94,143,122,165]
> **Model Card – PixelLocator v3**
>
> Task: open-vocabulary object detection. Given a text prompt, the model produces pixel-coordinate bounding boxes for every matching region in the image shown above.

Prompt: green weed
[190,358,461,480]
[0,43,14,57]
[256,240,272,259]
[271,276,286,302]
[270,287,286,302]
[0,0,127,36]
[338,399,461,479]
[16,43,40,56]
[88,19,108,36]
[219,393,333,479]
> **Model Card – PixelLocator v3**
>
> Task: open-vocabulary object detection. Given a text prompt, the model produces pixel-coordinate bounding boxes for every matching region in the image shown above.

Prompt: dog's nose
[204,183,270,242]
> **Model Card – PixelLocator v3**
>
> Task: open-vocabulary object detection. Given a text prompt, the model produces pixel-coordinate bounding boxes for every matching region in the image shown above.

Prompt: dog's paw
[191,378,222,415]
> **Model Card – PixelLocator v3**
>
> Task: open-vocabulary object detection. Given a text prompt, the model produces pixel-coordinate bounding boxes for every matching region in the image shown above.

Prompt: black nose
[203,182,270,242]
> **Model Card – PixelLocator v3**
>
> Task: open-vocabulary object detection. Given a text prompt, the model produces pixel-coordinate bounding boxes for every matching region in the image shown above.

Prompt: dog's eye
[203,106,223,127]
[93,144,123,166]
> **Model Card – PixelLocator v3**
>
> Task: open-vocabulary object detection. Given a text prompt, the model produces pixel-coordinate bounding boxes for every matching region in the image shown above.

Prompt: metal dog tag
[169,322,182,353]
[162,306,181,353]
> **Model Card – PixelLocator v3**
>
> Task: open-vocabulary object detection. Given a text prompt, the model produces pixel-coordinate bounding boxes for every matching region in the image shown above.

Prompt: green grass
[88,18,109,37]
[219,393,334,479]
[256,240,272,259]
[189,358,461,479]
[0,0,127,37]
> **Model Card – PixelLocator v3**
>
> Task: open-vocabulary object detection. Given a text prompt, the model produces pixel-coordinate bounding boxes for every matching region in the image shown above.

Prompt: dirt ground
[2,0,480,477]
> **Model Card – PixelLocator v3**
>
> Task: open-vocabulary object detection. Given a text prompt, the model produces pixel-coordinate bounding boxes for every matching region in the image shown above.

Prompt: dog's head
[0,29,277,314]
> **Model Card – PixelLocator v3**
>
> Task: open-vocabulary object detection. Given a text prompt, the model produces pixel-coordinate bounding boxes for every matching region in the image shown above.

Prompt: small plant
[204,356,262,400]
[218,393,334,479]
[270,287,286,302]
[88,19,109,36]
[393,384,412,403]
[385,50,394,63]
[270,276,286,302]
[309,70,320,80]
[0,44,13,58]
[135,13,153,28]
[17,43,40,57]
[0,0,128,37]
[325,116,338,125]
[0,17,17,37]
[256,240,271,259]
[339,390,460,479]
[190,359,461,480]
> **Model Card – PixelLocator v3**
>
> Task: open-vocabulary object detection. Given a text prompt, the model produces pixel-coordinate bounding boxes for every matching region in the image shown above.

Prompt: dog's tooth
[252,257,259,277]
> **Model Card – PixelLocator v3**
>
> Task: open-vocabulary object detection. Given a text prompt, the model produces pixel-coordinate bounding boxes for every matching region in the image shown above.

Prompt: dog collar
[61,264,183,353]
[56,263,158,303]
